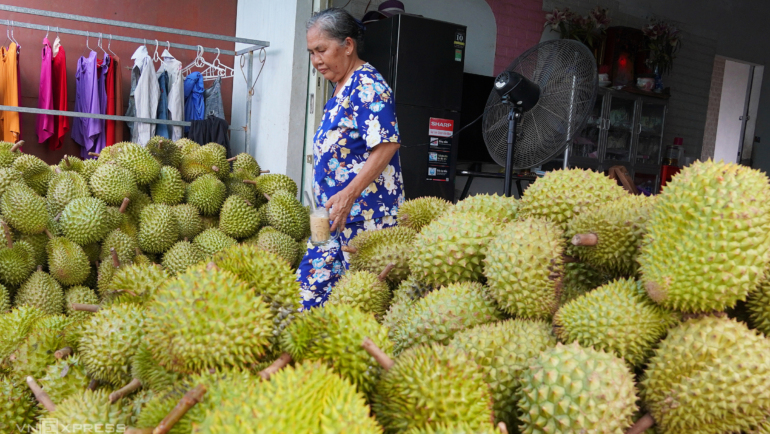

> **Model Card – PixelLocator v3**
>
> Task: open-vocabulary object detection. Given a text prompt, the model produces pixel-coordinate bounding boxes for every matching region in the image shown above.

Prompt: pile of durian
[2,147,770,434]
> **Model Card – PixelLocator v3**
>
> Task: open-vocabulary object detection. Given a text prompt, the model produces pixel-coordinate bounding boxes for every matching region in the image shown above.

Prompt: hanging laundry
[71,51,102,159]
[189,115,231,158]
[203,76,225,120]
[37,37,54,143]
[105,52,117,147]
[157,53,183,140]
[183,71,204,133]
[93,54,110,154]
[112,54,124,144]
[15,42,22,140]
[125,45,159,145]
[156,71,170,139]
[0,42,20,142]
[49,38,69,151]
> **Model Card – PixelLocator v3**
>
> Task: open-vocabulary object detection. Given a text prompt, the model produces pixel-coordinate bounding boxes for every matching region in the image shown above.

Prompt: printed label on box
[429,118,454,138]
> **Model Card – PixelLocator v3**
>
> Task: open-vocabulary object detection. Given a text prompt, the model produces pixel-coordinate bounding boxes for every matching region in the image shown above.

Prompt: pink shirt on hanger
[37,37,54,143]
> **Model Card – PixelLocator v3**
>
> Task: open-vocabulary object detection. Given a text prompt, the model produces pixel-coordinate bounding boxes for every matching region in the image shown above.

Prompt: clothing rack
[0,4,269,156]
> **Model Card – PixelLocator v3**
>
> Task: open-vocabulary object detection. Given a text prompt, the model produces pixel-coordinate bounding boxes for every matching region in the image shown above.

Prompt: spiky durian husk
[748,277,770,336]
[265,191,310,241]
[130,341,180,394]
[1,182,49,235]
[641,316,770,433]
[100,229,138,265]
[390,281,503,354]
[88,163,137,206]
[404,424,503,434]
[518,342,637,434]
[35,390,131,433]
[453,193,518,222]
[554,278,679,366]
[397,196,452,232]
[46,171,90,216]
[348,226,415,284]
[38,355,90,406]
[0,284,10,313]
[248,227,298,267]
[372,344,492,433]
[9,315,74,381]
[15,233,49,270]
[0,239,36,287]
[193,228,237,257]
[103,263,168,305]
[161,240,205,275]
[196,361,381,434]
[116,142,162,185]
[0,141,22,168]
[149,165,185,205]
[327,270,392,322]
[0,377,40,432]
[484,218,564,320]
[138,203,179,254]
[47,237,91,287]
[15,270,65,315]
[185,174,226,216]
[171,203,204,241]
[254,173,298,197]
[0,306,45,360]
[231,152,260,177]
[558,254,609,306]
[219,195,261,239]
[409,212,496,286]
[280,303,392,395]
[146,136,182,168]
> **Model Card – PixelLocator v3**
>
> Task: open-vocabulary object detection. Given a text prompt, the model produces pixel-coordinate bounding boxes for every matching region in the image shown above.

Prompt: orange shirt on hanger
[0,42,20,142]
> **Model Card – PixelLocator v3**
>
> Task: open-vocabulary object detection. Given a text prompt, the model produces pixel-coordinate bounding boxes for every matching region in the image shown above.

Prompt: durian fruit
[567,194,655,277]
[327,269,393,322]
[0,284,9,313]
[231,152,261,177]
[0,141,22,168]
[409,212,496,286]
[15,268,64,315]
[281,302,393,395]
[80,158,100,184]
[639,161,770,313]
[484,218,564,320]
[100,229,138,265]
[449,319,557,430]
[79,302,145,386]
[58,154,85,173]
[175,137,199,156]
[247,226,299,266]
[59,196,109,245]
[225,172,260,205]
[47,236,91,286]
[96,259,119,300]
[0,182,48,235]
[8,314,73,381]
[64,286,99,322]
[125,190,152,223]
[518,342,637,434]
[104,263,168,305]
[162,240,205,275]
[265,190,310,241]
[116,142,162,185]
[398,196,453,232]
[196,361,382,434]
[0,306,46,360]
[186,173,227,216]
[38,355,90,405]
[348,226,415,284]
[12,154,53,196]
[394,276,436,302]
[748,277,770,335]
[172,203,204,240]
[138,203,179,254]
[219,195,260,239]
[390,281,503,354]
[454,193,518,222]
[46,170,90,216]
[404,423,504,434]
[130,341,180,394]
[0,236,36,287]
[15,232,49,271]
[554,278,678,367]
[146,135,182,168]
[89,163,137,206]
[254,173,298,197]
[558,257,608,306]
[149,165,185,205]
[81,242,102,263]
[96,142,125,163]
[180,142,229,181]
[0,167,22,197]
[640,316,770,434]
[35,390,131,433]
[372,343,493,433]
[193,228,237,257]
[517,168,627,231]
[143,266,274,374]
[200,214,219,230]
[0,377,40,432]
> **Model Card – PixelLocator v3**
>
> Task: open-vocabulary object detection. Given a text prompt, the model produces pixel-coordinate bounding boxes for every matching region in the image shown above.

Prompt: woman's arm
[325,142,400,231]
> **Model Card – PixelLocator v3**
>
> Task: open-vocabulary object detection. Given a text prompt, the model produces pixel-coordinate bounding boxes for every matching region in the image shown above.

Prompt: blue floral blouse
[312,63,404,224]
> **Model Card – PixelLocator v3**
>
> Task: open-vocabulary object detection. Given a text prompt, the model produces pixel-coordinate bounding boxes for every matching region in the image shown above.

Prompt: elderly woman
[297,8,404,310]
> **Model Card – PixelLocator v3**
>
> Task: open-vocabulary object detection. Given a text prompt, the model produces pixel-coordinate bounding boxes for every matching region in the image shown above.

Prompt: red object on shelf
[660,165,681,193]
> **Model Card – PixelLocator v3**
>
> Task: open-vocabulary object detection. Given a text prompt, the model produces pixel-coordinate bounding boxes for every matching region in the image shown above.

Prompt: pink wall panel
[484,0,545,75]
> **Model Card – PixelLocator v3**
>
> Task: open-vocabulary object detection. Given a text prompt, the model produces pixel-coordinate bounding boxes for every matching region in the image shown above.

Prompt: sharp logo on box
[431,121,452,127]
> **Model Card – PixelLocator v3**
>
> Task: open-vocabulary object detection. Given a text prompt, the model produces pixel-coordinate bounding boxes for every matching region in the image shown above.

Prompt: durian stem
[571,233,598,246]
[10,140,23,152]
[2,221,12,249]
[227,157,237,162]
[87,378,99,390]
[109,378,142,403]
[26,376,56,412]
[88,152,100,157]
[263,193,271,201]
[54,166,62,174]
[111,248,121,268]
[153,384,207,434]
[341,246,358,254]
[211,165,220,172]
[54,347,72,359]
[243,179,257,185]
[244,199,253,207]
[260,170,270,174]
[71,303,100,312]
[626,414,655,434]
[362,337,394,371]
[183,237,189,242]
[64,154,71,167]
[44,229,54,240]
[259,352,292,380]
[119,197,131,213]
[377,263,396,282]
[498,422,509,434]
[37,265,42,272]
[561,255,578,263]
[125,429,154,434]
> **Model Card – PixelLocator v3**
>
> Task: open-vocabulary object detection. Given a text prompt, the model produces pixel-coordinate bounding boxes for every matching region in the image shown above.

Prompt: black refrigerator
[363,14,467,201]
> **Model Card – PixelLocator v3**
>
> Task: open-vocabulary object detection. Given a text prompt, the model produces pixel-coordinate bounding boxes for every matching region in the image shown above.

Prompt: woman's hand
[325,188,358,231]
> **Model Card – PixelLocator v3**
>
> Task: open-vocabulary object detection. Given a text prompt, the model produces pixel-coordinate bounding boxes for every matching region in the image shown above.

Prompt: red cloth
[105,54,116,147]
[48,46,69,151]
[113,55,124,143]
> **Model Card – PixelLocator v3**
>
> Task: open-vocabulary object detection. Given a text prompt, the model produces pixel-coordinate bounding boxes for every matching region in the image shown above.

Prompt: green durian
[175,138,199,156]
[35,390,131,433]
[409,211,496,286]
[96,142,126,163]
[225,173,260,204]
[146,136,182,168]
[0,238,35,287]
[96,260,119,300]
[0,182,48,235]
[404,423,503,434]
[15,269,64,315]
[89,163,137,206]
[149,165,185,205]
[558,256,609,306]
[12,154,53,196]
[0,167,22,197]
[125,190,152,223]
[38,355,90,405]
[641,316,770,434]
[46,171,90,216]
[180,143,228,181]
[8,314,73,381]
[185,173,226,216]
[0,306,46,360]
[454,193,518,222]
[372,343,493,433]
[265,191,310,241]
[231,152,260,177]
[390,281,503,354]
[218,195,260,239]
[327,270,392,322]
[116,142,161,185]
[100,229,138,265]
[47,237,91,286]
[484,218,564,320]
[171,203,204,240]
[15,232,49,270]
[254,173,297,197]
[449,319,557,430]
[58,154,85,172]
[200,214,219,230]
[518,168,627,231]
[64,286,99,322]
[249,226,299,266]
[0,141,22,168]
[518,342,637,434]
[0,284,9,313]
[0,377,40,432]
[80,158,100,184]
[138,203,179,254]
[161,240,205,275]
[59,197,109,245]
[398,196,453,232]
[640,161,770,312]
[103,263,168,306]
[130,341,180,394]
[748,276,770,336]
[348,226,415,284]
[193,228,237,257]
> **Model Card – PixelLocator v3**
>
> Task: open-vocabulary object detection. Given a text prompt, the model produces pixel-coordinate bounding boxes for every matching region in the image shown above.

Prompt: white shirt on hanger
[158,53,184,141]
[130,45,160,145]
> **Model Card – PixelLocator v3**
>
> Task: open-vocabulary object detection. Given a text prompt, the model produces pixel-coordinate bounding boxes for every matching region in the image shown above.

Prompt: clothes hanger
[107,34,117,57]
[153,39,161,63]
[202,48,234,81]
[45,26,49,40]
[3,21,11,49]
[161,40,173,60]
[8,21,20,48]
[82,33,92,57]
[98,33,108,59]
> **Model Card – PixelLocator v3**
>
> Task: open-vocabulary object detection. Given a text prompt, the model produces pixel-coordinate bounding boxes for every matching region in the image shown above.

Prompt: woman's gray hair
[307,8,365,57]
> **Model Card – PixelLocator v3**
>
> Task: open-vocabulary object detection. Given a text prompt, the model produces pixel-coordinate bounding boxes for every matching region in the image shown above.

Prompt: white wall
[334,0,497,76]
[232,0,312,184]
[714,60,751,163]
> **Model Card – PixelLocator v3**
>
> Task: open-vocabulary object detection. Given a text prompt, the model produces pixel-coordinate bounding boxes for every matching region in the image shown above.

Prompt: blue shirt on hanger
[184,72,204,133]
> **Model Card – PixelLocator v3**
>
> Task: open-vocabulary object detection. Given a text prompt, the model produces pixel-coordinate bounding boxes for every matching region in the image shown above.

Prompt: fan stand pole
[503,100,520,198]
